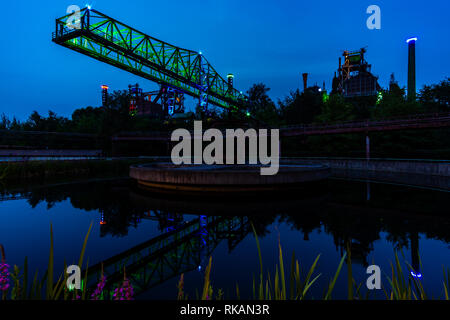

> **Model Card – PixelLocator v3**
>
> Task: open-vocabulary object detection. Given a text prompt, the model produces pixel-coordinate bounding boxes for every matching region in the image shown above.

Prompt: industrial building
[128,84,185,118]
[101,83,185,119]
[332,48,381,97]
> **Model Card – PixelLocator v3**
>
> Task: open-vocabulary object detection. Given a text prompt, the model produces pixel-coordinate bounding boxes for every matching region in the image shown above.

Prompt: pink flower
[113,278,134,300]
[91,275,107,300]
[0,263,10,292]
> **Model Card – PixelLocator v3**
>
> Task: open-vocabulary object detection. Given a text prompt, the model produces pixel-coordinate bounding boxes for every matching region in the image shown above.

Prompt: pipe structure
[407,37,417,101]
[302,73,308,91]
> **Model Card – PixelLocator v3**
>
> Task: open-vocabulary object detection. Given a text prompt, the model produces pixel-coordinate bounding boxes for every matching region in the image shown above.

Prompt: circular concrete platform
[130,162,330,193]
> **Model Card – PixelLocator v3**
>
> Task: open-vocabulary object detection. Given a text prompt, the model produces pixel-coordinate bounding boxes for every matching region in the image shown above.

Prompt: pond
[0,177,449,299]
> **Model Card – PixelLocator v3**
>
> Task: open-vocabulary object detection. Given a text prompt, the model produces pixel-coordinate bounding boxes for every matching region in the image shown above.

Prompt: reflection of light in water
[198,215,208,272]
[200,215,208,227]
[410,232,421,279]
[100,212,106,225]
[199,215,208,237]
[164,226,175,233]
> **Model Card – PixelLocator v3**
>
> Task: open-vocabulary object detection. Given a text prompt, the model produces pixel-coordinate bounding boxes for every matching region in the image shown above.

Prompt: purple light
[406,37,418,44]
[410,271,422,278]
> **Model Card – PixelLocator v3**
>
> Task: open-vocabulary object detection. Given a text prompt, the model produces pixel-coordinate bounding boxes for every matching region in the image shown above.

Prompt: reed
[0,222,93,300]
[0,223,448,300]
[178,223,450,301]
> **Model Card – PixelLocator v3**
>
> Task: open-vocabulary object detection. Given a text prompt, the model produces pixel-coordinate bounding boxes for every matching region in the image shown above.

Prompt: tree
[70,90,134,135]
[373,87,423,119]
[23,110,70,132]
[246,83,280,126]
[316,94,356,123]
[0,113,11,130]
[419,78,450,113]
[279,88,323,125]
[72,106,104,134]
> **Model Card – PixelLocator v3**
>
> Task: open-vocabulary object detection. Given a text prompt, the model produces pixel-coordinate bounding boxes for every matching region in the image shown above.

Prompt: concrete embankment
[287,158,450,176]
[130,162,331,193]
[0,158,155,183]
[287,157,450,190]
[0,149,103,159]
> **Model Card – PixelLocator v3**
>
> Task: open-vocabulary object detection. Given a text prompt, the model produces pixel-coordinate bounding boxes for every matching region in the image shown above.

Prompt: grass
[1,223,93,300]
[1,222,136,301]
[178,223,450,301]
[0,223,449,300]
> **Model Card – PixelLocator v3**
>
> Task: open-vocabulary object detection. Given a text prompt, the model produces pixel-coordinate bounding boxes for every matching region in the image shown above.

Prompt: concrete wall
[0,149,102,157]
[286,158,450,177]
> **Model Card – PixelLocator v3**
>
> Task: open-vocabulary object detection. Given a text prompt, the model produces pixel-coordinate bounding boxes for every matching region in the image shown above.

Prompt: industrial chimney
[101,85,109,106]
[407,37,417,100]
[227,73,234,90]
[302,73,308,91]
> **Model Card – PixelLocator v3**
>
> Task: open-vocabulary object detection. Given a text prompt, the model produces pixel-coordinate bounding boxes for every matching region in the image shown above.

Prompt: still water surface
[1,178,449,299]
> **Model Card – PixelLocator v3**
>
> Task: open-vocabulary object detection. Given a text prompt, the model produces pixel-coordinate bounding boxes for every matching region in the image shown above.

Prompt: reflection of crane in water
[0,194,30,201]
[410,231,422,279]
[337,229,423,280]
[141,210,185,233]
[86,214,250,297]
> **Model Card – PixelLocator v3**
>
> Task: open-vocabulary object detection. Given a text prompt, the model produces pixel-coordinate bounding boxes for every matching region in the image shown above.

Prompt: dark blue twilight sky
[0,0,448,120]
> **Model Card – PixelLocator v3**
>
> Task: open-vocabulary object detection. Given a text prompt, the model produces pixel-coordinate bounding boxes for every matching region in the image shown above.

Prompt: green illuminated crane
[52,7,248,111]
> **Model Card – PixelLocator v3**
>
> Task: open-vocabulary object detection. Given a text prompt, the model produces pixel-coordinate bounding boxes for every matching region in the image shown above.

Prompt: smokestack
[101,85,109,106]
[302,73,308,91]
[227,73,234,89]
[407,37,417,100]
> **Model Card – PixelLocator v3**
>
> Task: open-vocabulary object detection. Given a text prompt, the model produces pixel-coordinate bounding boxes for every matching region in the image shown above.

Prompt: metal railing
[281,112,450,134]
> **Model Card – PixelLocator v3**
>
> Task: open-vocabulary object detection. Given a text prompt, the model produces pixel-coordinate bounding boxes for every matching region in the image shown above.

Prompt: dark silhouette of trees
[419,78,450,113]
[372,88,423,119]
[1,78,449,157]
[21,110,71,132]
[279,88,323,125]
[246,83,280,126]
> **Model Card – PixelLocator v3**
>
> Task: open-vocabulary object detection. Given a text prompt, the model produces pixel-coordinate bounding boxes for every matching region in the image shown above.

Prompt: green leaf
[278,243,286,300]
[324,252,346,300]
[22,257,28,300]
[47,223,54,299]
[78,222,93,269]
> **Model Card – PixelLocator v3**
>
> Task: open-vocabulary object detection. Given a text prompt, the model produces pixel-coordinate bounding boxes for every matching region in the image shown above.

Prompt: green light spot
[376,92,383,105]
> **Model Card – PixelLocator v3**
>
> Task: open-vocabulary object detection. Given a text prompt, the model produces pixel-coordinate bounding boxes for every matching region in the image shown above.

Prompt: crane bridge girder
[52,8,248,111]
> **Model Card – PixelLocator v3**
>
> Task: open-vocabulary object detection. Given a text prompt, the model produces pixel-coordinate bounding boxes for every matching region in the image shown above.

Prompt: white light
[406,37,418,44]
[86,4,92,10]
[199,51,202,55]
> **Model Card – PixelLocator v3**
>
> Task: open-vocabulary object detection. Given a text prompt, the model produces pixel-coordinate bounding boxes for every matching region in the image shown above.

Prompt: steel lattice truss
[84,215,249,297]
[52,8,248,111]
